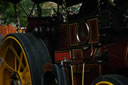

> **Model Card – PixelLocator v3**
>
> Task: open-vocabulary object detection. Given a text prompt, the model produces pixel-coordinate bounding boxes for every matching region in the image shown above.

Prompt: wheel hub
[11,72,21,85]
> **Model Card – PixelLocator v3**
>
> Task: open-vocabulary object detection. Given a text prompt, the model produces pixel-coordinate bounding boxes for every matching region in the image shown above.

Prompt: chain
[62,0,68,22]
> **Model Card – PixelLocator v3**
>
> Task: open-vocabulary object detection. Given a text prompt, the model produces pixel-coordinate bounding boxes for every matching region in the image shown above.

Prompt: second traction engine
[1,0,128,85]
[26,0,128,85]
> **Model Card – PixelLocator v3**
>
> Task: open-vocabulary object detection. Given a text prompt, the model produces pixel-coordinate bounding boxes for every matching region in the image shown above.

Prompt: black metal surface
[98,1,128,44]
[27,17,57,62]
[5,33,52,85]
[79,0,98,17]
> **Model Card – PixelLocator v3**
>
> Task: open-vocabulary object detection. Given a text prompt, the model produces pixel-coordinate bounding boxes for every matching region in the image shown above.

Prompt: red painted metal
[55,51,71,61]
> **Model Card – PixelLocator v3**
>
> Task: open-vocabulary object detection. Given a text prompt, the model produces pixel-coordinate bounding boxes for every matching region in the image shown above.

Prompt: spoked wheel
[0,33,51,85]
[91,74,128,85]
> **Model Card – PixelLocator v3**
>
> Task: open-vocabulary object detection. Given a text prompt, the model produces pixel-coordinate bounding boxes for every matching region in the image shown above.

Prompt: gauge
[76,22,90,45]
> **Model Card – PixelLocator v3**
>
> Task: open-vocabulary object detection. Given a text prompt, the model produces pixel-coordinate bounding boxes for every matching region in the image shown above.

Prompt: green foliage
[0,0,33,27]
[18,0,34,26]
[0,1,15,25]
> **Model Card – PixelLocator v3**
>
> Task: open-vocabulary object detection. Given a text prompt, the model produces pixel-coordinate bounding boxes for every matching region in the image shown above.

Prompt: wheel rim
[96,81,114,85]
[0,36,32,85]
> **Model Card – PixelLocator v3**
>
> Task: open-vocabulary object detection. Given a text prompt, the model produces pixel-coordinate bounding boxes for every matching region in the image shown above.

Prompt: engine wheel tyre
[91,74,128,85]
[0,33,51,85]
[42,64,66,85]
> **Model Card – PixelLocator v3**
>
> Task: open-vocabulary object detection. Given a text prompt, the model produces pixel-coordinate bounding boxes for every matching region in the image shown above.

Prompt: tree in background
[0,0,33,27]
[0,1,15,25]
[0,0,81,27]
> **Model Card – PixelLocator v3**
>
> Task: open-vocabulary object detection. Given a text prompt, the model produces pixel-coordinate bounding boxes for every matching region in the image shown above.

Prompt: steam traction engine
[0,0,128,85]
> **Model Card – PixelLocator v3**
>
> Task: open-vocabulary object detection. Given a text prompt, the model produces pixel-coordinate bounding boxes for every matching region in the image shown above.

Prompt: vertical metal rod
[71,65,74,85]
[82,63,85,85]
[126,47,128,64]
[37,4,41,17]
[90,44,94,56]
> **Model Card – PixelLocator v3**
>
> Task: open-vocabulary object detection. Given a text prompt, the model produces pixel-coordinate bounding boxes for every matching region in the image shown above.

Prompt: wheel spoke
[24,81,32,85]
[18,53,24,71]
[9,46,20,62]
[9,46,25,71]
[3,42,13,57]
[15,56,17,71]
[4,62,15,72]
[22,66,28,78]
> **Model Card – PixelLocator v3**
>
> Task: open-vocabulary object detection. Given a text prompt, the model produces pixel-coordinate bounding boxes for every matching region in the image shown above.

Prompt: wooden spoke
[18,53,24,71]
[22,66,28,78]
[4,62,15,72]
[9,46,20,62]
[24,81,32,85]
[15,56,17,71]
